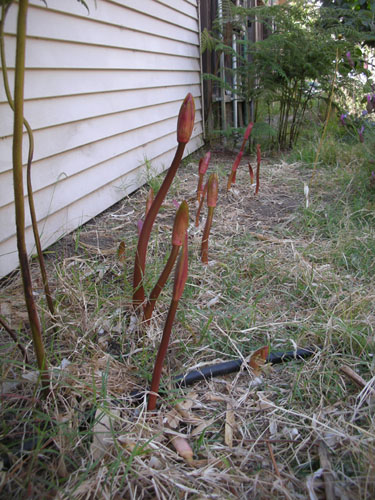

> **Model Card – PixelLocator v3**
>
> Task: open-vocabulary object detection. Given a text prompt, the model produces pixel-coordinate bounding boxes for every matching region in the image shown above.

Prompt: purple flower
[340,113,347,126]
[346,51,354,68]
[362,110,368,116]
[358,125,364,143]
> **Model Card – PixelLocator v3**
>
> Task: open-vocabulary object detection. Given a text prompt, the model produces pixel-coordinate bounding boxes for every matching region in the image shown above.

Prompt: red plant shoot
[195,179,208,227]
[255,143,261,195]
[197,151,211,203]
[117,241,126,264]
[201,173,218,264]
[148,232,189,411]
[227,122,253,191]
[248,162,254,185]
[143,201,189,323]
[133,94,195,308]
[177,93,195,144]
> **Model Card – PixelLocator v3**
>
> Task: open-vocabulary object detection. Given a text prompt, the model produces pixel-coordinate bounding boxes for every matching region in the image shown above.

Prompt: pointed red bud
[177,93,195,144]
[248,163,254,184]
[199,151,211,175]
[173,232,188,301]
[207,173,218,208]
[117,241,126,263]
[172,201,189,246]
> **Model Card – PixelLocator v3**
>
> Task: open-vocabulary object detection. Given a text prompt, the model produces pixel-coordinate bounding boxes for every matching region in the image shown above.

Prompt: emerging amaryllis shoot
[227,122,253,191]
[248,162,254,185]
[117,241,126,264]
[201,173,218,264]
[195,180,208,227]
[197,151,211,203]
[177,94,195,144]
[143,201,189,323]
[133,94,195,308]
[148,232,189,411]
[255,144,261,195]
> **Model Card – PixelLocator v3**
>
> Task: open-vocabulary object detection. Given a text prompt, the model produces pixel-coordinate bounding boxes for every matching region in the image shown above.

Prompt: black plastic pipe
[175,347,316,387]
[131,347,317,401]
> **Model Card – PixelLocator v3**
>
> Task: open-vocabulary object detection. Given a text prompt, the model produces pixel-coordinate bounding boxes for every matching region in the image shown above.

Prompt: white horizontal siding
[0,69,201,101]
[0,0,203,277]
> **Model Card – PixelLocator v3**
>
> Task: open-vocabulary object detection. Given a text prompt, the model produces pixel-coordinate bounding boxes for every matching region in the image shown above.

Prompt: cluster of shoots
[225,123,262,195]
[194,153,219,264]
[227,122,253,191]
[130,94,195,409]
[133,93,195,308]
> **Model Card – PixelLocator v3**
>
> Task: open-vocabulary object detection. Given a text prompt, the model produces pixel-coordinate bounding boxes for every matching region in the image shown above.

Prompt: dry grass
[1,147,375,499]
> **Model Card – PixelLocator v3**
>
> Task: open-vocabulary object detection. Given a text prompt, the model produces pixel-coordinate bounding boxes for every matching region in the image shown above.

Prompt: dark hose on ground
[131,347,317,401]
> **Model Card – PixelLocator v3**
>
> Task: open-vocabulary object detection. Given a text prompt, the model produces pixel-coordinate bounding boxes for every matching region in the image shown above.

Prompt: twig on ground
[0,316,28,363]
[318,440,336,500]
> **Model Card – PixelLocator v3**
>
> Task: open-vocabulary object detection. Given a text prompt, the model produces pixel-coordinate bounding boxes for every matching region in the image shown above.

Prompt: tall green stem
[12,0,48,376]
[1,3,55,319]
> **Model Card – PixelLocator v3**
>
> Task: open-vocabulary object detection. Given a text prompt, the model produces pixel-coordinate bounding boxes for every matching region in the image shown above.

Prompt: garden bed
[1,147,374,499]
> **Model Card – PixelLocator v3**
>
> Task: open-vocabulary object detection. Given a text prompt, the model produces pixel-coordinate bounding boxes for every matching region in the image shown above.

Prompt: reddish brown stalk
[201,207,214,264]
[195,180,208,227]
[201,173,218,264]
[143,201,189,323]
[248,162,254,185]
[133,94,195,308]
[148,233,188,411]
[227,151,243,191]
[197,151,211,202]
[145,187,154,217]
[227,122,253,191]
[143,246,180,323]
[255,143,261,195]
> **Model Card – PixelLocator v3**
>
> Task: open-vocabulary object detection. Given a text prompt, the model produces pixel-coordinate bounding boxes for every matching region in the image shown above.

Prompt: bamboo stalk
[0,3,55,319]
[11,0,48,378]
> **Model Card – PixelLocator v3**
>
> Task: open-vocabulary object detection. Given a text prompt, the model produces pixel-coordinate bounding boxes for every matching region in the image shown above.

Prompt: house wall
[0,0,203,278]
